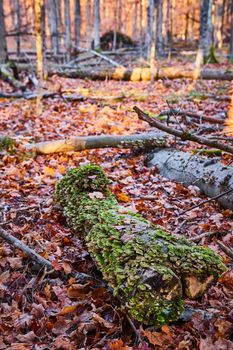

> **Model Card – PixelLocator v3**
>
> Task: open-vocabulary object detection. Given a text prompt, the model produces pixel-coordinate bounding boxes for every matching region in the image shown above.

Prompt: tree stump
[55,164,226,326]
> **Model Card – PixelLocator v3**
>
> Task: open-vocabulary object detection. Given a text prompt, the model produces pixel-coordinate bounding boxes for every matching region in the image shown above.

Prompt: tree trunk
[133,0,138,39]
[147,149,233,210]
[155,0,164,57]
[24,132,168,154]
[0,0,7,64]
[55,164,226,326]
[93,0,100,49]
[64,0,71,60]
[47,0,59,55]
[86,0,91,50]
[214,0,224,48]
[74,0,81,49]
[229,0,233,59]
[196,0,213,68]
[146,0,155,59]
[35,0,43,116]
[16,0,21,56]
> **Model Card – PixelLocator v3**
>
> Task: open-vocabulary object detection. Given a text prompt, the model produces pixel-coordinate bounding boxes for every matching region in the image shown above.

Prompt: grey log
[147,149,233,210]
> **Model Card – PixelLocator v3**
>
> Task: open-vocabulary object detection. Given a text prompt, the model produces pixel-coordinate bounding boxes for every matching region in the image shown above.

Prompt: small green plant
[0,136,15,154]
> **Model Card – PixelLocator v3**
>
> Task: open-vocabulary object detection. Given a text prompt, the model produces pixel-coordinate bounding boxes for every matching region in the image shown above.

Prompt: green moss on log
[55,164,226,326]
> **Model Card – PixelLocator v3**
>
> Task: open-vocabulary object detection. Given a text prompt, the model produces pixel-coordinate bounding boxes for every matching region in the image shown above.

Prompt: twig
[133,106,233,155]
[178,188,233,216]
[188,231,225,242]
[217,241,233,260]
[159,108,225,124]
[0,227,92,282]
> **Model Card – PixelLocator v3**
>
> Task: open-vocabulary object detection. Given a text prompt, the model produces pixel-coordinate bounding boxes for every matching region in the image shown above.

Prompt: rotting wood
[55,164,226,326]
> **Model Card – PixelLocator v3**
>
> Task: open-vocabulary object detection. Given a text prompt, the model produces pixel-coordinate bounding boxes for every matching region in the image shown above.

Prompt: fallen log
[17,63,233,81]
[147,149,233,210]
[55,164,226,326]
[134,106,233,155]
[24,132,168,154]
[159,109,225,124]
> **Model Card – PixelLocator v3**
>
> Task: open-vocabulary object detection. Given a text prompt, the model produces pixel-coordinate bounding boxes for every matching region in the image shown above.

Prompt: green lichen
[55,164,226,326]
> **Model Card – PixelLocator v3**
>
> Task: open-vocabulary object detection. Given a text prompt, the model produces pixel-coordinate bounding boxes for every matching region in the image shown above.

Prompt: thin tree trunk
[64,0,71,60]
[16,0,21,56]
[146,0,155,59]
[133,0,138,39]
[214,0,223,48]
[35,0,43,116]
[155,0,164,57]
[229,0,233,59]
[47,0,59,55]
[0,0,7,63]
[74,0,81,48]
[94,0,100,49]
[113,0,119,51]
[165,0,171,47]
[86,0,91,50]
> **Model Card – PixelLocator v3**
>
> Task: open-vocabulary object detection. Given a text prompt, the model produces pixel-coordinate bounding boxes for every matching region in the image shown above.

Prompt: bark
[16,63,233,81]
[196,0,213,69]
[0,0,7,63]
[94,0,100,49]
[64,0,71,60]
[155,0,164,57]
[55,164,226,326]
[74,0,81,48]
[24,132,168,154]
[147,149,233,210]
[229,0,233,59]
[146,0,155,59]
[214,0,224,48]
[159,109,225,124]
[47,0,59,55]
[16,0,21,56]
[86,0,91,50]
[35,0,43,116]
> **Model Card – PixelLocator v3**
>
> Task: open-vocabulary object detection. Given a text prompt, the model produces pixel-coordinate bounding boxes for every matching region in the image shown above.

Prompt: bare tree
[86,0,91,49]
[35,0,43,116]
[16,0,21,55]
[196,0,213,69]
[230,0,233,59]
[146,0,155,59]
[94,0,100,49]
[0,0,7,63]
[74,0,81,48]
[155,0,164,56]
[47,0,60,55]
[64,0,71,59]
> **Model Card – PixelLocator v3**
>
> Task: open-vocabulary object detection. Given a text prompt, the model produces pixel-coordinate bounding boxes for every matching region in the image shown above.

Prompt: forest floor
[0,74,233,350]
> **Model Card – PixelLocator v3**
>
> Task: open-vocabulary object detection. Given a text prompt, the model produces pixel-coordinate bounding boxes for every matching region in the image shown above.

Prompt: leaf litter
[0,76,232,349]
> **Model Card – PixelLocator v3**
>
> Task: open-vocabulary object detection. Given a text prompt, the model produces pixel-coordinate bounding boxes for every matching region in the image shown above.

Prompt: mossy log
[55,165,226,326]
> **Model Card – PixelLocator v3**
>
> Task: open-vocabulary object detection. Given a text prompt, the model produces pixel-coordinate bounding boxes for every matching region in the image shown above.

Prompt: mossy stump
[55,164,226,326]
